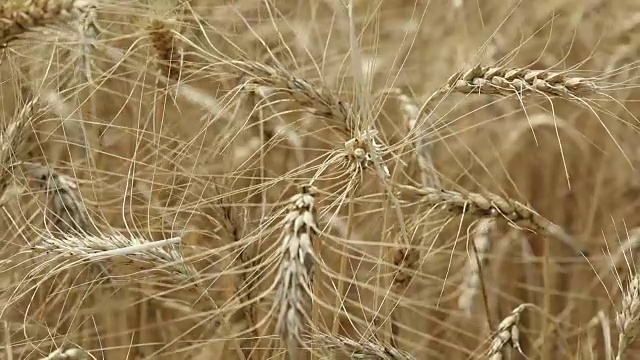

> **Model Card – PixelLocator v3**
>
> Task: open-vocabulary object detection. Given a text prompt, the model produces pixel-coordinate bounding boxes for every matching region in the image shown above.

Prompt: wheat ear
[393,88,440,187]
[21,162,94,234]
[394,184,588,256]
[444,65,598,99]
[0,0,93,46]
[148,18,183,80]
[458,218,494,316]
[0,96,40,200]
[488,304,529,359]
[616,274,640,360]
[276,185,320,357]
[31,231,196,279]
[309,331,416,359]
[230,61,354,132]
[39,347,88,360]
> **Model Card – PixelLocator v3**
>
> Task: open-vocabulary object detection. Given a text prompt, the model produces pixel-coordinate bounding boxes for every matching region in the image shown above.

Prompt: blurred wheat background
[1,0,640,359]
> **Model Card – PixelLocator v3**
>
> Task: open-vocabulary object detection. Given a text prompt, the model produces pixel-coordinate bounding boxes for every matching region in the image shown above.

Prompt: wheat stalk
[308,331,415,359]
[394,183,588,256]
[488,304,529,359]
[442,65,598,99]
[0,0,94,46]
[616,274,640,360]
[275,185,320,357]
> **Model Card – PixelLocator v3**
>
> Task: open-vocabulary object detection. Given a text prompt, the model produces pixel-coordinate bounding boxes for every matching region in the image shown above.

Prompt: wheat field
[0,0,639,359]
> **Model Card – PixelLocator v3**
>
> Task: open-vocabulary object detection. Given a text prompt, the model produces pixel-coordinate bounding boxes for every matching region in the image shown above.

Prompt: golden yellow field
[1,0,639,359]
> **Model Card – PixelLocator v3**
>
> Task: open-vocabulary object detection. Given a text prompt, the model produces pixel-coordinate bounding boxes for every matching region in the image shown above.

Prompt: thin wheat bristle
[615,274,640,360]
[148,18,182,80]
[445,65,598,99]
[0,0,93,46]
[276,184,320,356]
[488,304,529,360]
[309,331,416,359]
[395,184,588,256]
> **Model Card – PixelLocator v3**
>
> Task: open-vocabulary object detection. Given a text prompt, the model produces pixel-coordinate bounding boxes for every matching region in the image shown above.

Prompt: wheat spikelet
[488,304,529,359]
[616,274,640,359]
[444,65,598,99]
[458,218,494,316]
[39,347,88,360]
[308,331,416,359]
[394,184,588,256]
[0,0,93,46]
[148,18,183,80]
[230,61,355,132]
[275,184,320,357]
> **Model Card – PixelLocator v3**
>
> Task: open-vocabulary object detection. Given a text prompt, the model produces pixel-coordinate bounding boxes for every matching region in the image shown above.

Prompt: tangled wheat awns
[1,0,639,359]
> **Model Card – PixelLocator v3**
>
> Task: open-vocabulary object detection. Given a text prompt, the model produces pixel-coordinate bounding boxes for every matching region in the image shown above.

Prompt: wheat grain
[394,183,588,256]
[275,184,320,357]
[0,0,94,46]
[616,274,640,360]
[488,304,529,359]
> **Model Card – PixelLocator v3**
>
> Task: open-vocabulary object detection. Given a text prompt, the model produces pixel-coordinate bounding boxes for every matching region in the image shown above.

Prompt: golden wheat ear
[0,0,95,46]
[276,184,320,357]
[616,275,640,360]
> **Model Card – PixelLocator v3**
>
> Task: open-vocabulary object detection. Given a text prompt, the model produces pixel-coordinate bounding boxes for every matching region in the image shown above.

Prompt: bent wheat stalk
[275,185,320,357]
[394,184,588,256]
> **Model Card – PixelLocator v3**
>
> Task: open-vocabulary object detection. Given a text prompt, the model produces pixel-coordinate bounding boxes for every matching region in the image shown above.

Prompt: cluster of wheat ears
[1,0,640,359]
